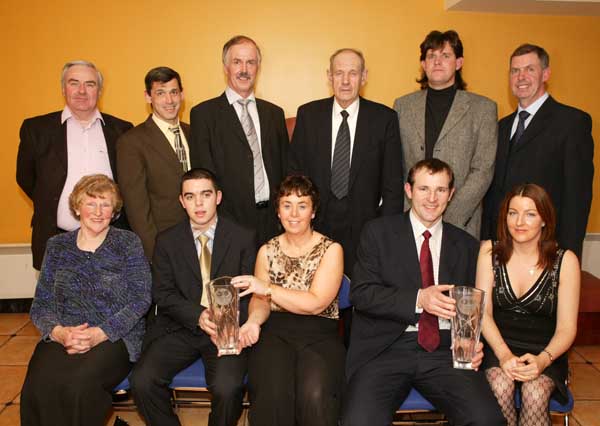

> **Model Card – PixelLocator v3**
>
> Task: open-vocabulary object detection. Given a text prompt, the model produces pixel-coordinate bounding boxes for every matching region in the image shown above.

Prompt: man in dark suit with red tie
[482,44,594,258]
[190,35,289,245]
[16,60,132,270]
[342,159,505,426]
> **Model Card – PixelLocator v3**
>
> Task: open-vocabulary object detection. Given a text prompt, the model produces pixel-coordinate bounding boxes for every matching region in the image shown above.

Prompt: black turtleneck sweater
[425,85,457,159]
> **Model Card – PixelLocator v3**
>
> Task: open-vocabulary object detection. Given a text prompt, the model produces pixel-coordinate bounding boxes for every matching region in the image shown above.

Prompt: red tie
[418,230,440,352]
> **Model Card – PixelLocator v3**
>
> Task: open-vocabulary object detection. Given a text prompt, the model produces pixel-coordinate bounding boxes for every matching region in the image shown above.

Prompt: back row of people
[21,163,580,426]
[17,31,594,281]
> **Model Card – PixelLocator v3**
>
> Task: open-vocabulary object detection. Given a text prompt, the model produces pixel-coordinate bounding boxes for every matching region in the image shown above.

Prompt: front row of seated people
[21,158,580,426]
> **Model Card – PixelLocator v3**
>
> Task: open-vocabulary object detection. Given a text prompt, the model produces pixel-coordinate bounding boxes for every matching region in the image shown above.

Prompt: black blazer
[289,96,404,274]
[482,96,594,258]
[16,110,133,269]
[144,216,256,347]
[189,93,289,244]
[346,212,479,380]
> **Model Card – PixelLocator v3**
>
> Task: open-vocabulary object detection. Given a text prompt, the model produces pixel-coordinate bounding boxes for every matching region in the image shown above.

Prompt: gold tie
[198,235,211,307]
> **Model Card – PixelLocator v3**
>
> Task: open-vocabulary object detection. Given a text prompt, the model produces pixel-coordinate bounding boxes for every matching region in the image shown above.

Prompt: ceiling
[445,0,600,16]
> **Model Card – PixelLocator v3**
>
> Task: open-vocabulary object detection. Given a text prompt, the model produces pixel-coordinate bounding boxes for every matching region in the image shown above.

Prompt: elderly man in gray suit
[394,30,497,238]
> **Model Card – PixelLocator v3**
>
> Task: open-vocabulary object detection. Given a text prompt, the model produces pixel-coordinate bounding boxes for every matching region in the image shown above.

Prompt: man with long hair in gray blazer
[394,30,497,239]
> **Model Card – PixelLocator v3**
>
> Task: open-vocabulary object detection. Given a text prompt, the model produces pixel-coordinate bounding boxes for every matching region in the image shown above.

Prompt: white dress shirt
[225,86,270,203]
[330,98,360,165]
[406,210,451,331]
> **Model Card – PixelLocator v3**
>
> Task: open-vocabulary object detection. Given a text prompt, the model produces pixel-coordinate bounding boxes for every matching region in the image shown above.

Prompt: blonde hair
[68,174,122,218]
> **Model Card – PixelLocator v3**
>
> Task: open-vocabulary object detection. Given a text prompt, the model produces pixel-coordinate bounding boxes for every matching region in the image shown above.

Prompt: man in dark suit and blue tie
[482,44,594,259]
[342,159,505,426]
[190,35,289,246]
[130,168,256,426]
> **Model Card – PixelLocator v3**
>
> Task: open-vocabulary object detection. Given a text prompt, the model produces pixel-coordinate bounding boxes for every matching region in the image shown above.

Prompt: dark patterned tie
[512,110,531,146]
[331,110,350,199]
[418,230,440,352]
[169,126,188,172]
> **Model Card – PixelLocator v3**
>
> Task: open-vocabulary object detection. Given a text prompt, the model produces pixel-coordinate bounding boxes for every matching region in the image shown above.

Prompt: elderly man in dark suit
[16,60,132,270]
[289,48,404,279]
[117,66,190,260]
[394,30,497,239]
[482,43,594,259]
[190,35,288,246]
[130,168,256,426]
[342,159,505,426]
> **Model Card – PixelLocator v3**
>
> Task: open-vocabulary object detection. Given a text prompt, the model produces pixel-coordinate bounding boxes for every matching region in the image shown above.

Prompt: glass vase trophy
[450,286,485,369]
[207,276,240,356]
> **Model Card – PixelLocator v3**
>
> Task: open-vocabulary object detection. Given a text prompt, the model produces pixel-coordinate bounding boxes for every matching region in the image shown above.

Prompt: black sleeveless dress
[482,243,568,403]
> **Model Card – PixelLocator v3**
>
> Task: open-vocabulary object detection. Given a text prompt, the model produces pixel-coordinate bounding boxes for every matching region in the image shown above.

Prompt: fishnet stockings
[520,374,555,426]
[486,367,556,426]
[486,367,517,426]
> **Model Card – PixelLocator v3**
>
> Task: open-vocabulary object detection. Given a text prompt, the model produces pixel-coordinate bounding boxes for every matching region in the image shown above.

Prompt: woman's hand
[51,324,91,354]
[512,353,548,382]
[239,322,261,349]
[231,275,270,298]
[498,353,522,380]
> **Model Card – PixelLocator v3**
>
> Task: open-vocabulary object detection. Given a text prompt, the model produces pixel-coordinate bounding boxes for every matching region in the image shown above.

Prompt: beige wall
[2,0,599,243]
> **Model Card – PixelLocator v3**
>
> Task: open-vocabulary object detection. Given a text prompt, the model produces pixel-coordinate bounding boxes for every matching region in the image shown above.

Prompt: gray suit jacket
[393,89,497,237]
[116,116,190,259]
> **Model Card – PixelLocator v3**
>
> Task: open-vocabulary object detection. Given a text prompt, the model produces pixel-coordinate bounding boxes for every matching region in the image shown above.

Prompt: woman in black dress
[476,183,580,426]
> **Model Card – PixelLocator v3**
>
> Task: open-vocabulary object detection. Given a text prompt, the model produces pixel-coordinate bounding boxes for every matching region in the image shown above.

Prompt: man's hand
[198,309,217,337]
[471,341,484,371]
[417,285,455,319]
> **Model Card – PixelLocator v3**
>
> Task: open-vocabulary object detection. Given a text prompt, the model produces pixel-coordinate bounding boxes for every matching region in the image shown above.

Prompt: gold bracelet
[542,349,554,362]
[264,283,272,298]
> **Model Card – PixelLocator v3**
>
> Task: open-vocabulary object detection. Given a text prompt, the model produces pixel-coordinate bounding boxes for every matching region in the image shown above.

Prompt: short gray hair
[61,60,103,91]
[329,48,366,73]
[222,35,262,65]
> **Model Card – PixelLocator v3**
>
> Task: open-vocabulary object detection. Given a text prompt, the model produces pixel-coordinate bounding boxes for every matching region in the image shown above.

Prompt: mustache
[236,72,252,79]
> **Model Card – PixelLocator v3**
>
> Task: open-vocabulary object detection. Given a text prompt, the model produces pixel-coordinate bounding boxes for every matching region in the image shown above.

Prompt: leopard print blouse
[265,235,339,320]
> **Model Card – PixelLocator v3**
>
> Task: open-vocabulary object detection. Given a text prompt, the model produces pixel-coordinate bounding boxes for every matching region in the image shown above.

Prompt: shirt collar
[225,86,256,105]
[333,97,360,118]
[61,106,104,125]
[152,113,180,133]
[518,92,549,116]
[409,209,443,242]
[191,217,218,241]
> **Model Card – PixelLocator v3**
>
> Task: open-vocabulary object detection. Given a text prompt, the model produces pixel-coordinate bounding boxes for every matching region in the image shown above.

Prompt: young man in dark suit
[289,48,404,279]
[16,60,132,270]
[342,159,505,426]
[130,168,256,426]
[190,35,288,246]
[482,43,594,259]
[117,67,190,260]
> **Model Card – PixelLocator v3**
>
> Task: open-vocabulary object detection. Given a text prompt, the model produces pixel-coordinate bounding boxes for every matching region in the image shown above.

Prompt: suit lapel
[55,119,68,172]
[409,91,427,143]
[513,96,554,152]
[349,98,369,190]
[438,223,459,285]
[436,91,470,144]
[142,116,183,174]
[211,218,231,277]
[394,213,421,290]
[181,222,202,282]
[101,115,118,173]
[319,98,334,188]
[218,93,248,148]
[256,100,274,182]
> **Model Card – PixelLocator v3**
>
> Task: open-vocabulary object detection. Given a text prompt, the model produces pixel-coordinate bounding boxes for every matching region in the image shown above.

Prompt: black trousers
[342,332,506,426]
[248,312,346,426]
[130,328,247,426]
[20,340,131,426]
